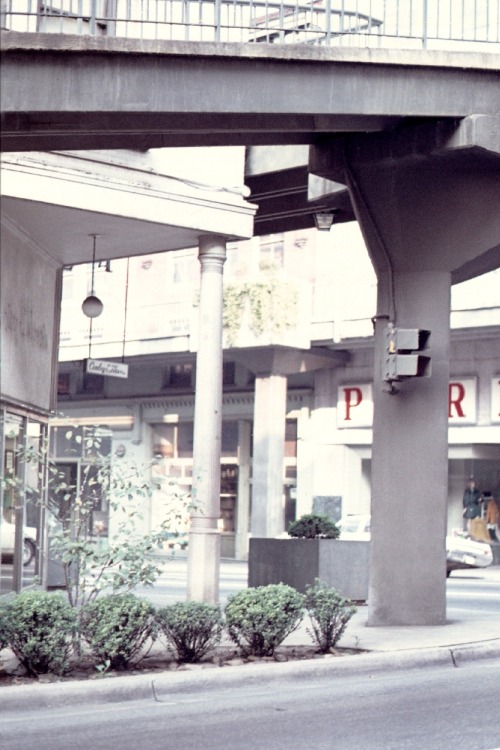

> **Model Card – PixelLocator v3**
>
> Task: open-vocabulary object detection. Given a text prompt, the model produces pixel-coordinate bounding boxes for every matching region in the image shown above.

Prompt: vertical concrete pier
[187,235,226,603]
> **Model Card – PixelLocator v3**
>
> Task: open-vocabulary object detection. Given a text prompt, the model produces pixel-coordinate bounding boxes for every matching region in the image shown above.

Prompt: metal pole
[90,0,97,35]
[215,0,222,42]
[422,0,428,48]
[325,0,331,44]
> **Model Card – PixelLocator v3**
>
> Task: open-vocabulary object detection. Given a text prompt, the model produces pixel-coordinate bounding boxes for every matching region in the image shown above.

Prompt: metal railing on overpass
[2,0,499,50]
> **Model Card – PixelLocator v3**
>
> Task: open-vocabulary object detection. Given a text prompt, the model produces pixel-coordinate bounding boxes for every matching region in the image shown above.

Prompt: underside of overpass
[2,33,498,266]
[1,32,500,624]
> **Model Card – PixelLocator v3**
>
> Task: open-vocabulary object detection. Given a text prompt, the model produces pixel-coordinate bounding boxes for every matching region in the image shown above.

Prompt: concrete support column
[187,235,226,603]
[368,270,451,625]
[342,447,365,516]
[308,369,343,517]
[295,405,312,520]
[251,373,287,538]
[235,419,251,560]
[310,115,500,626]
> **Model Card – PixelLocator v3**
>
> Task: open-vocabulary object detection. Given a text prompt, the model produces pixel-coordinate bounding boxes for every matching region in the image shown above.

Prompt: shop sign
[338,378,480,428]
[337,384,373,427]
[85,358,129,379]
[448,379,476,423]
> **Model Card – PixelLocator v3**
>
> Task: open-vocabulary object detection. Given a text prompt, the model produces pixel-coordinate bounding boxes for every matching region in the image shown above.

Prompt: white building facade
[56,223,500,558]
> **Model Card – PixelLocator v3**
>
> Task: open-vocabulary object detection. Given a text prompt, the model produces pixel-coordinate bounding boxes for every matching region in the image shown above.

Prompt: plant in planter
[288,513,340,540]
[248,513,369,601]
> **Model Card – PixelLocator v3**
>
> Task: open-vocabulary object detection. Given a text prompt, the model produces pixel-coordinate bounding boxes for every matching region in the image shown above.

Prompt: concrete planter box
[248,537,370,602]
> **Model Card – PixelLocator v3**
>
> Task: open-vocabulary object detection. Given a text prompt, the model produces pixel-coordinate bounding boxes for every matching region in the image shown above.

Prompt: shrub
[288,513,339,539]
[225,584,304,657]
[0,599,9,651]
[9,431,194,610]
[305,579,357,653]
[2,591,76,676]
[156,601,224,663]
[79,593,156,670]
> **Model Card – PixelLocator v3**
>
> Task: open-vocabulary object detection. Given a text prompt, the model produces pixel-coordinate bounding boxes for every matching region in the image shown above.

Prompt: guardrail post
[1,0,8,31]
[90,0,97,35]
[215,0,221,41]
[422,0,428,48]
[325,0,331,43]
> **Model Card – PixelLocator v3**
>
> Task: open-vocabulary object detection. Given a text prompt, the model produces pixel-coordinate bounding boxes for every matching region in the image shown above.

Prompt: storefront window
[221,421,238,456]
[50,424,84,457]
[285,419,297,458]
[83,427,112,459]
[1,410,46,595]
[45,425,113,590]
[153,424,175,458]
[177,422,194,457]
[220,465,238,534]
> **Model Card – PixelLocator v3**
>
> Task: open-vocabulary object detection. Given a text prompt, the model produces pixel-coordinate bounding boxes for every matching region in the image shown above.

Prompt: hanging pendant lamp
[82,234,104,318]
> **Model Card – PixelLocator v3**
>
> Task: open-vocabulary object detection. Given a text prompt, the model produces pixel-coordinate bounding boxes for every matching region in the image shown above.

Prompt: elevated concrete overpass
[1,31,500,625]
[2,33,498,240]
[1,34,499,152]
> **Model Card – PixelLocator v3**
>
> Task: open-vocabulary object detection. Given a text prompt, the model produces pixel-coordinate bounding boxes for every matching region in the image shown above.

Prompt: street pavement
[1,564,499,713]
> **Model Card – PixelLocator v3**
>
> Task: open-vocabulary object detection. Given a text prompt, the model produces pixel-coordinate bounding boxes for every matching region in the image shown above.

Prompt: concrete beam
[231,345,350,376]
[1,33,499,152]
[245,161,355,235]
[310,116,500,280]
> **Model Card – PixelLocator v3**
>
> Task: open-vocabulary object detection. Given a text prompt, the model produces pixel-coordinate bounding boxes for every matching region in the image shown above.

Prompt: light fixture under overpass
[82,234,104,318]
[313,210,336,232]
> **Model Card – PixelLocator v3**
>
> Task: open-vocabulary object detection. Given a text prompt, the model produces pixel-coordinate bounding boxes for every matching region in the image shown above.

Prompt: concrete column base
[187,528,221,603]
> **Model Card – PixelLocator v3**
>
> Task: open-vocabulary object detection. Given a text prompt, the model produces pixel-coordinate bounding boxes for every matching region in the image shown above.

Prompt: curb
[450,639,500,666]
[2,639,500,713]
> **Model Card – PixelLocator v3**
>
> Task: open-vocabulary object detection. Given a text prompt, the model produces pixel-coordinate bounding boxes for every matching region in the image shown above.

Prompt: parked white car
[445,530,493,576]
[338,514,493,576]
[0,521,37,566]
[159,530,189,551]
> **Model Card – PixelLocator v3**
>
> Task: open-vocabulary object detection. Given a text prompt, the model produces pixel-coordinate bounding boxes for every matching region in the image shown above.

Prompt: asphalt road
[2,662,500,750]
[4,556,499,620]
[134,557,500,618]
[447,574,500,620]
[133,554,248,606]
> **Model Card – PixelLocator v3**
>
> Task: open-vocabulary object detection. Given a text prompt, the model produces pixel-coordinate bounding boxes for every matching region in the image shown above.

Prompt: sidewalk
[1,566,499,712]
[299,564,500,653]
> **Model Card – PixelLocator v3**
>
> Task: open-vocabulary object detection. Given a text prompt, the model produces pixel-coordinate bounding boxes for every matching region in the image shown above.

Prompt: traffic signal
[383,325,431,382]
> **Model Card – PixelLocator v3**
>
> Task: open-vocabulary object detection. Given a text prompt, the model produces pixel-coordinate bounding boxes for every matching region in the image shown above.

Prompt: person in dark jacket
[463,477,482,531]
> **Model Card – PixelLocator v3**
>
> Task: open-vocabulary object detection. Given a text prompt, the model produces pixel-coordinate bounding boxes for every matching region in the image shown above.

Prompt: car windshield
[342,519,363,533]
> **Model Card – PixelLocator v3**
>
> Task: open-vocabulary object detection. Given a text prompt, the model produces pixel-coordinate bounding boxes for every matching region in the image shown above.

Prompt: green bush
[305,579,357,653]
[2,591,76,676]
[288,513,340,539]
[0,599,9,651]
[156,601,224,663]
[79,593,156,670]
[225,584,304,657]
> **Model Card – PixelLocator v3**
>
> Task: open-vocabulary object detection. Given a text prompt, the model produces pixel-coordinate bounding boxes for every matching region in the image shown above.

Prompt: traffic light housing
[383,325,431,382]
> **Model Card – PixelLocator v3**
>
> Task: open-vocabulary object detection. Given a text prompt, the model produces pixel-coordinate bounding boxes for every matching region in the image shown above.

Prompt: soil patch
[0,643,365,687]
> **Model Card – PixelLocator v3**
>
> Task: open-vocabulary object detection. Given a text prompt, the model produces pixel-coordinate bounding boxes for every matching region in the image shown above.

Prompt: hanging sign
[85,358,129,379]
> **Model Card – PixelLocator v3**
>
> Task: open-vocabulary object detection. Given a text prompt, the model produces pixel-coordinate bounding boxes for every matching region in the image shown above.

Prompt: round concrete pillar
[187,235,226,603]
